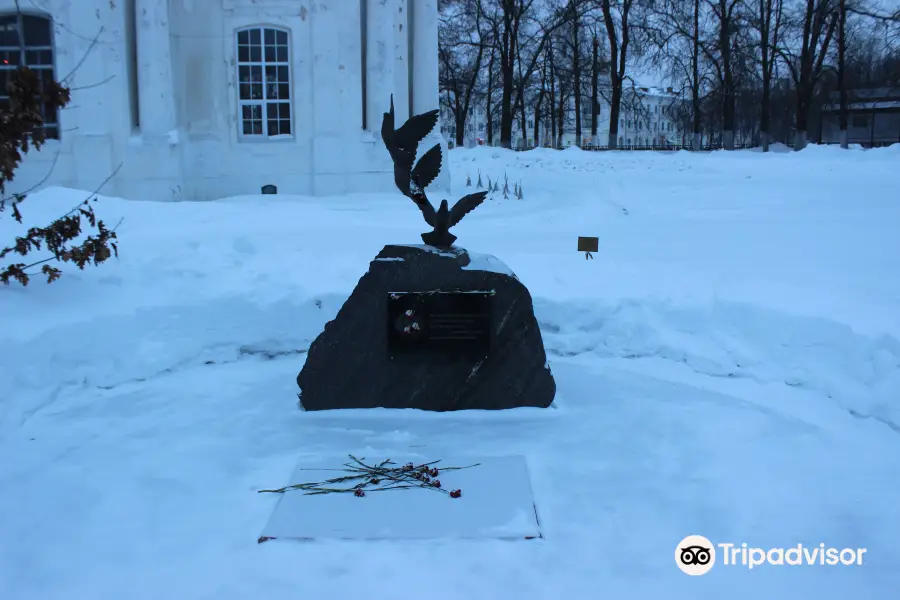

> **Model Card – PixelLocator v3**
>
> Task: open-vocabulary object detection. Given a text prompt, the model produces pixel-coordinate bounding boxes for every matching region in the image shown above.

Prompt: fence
[507,142,756,152]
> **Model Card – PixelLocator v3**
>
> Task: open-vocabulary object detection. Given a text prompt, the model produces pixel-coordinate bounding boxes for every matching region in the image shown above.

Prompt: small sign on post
[577,236,598,260]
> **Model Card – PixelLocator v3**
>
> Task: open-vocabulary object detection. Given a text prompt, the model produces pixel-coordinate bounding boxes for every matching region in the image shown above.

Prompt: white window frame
[0,12,58,139]
[234,25,293,140]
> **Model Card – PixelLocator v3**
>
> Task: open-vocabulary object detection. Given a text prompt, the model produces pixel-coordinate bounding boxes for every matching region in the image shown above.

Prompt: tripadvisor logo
[675,535,868,575]
[676,535,716,575]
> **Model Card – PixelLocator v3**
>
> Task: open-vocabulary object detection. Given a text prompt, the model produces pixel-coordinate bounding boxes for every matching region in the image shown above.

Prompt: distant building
[440,82,686,148]
[606,86,684,148]
[440,101,489,148]
[820,87,900,146]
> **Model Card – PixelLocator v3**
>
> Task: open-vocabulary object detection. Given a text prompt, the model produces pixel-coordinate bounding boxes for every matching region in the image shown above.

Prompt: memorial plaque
[388,290,492,361]
[577,236,599,253]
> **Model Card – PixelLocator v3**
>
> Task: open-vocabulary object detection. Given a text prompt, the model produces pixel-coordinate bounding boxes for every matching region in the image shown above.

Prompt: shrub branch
[1,63,120,286]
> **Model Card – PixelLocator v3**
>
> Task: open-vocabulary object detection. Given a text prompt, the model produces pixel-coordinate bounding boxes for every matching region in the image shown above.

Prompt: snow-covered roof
[632,86,680,98]
[822,100,900,111]
[826,87,900,103]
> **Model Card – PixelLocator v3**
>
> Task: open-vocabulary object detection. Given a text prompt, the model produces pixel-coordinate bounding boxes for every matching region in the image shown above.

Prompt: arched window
[235,26,292,138]
[0,13,58,138]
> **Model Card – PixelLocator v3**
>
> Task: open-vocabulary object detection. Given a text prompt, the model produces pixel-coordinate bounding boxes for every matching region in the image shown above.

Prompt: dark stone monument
[261,184,277,195]
[296,245,555,410]
[295,96,555,411]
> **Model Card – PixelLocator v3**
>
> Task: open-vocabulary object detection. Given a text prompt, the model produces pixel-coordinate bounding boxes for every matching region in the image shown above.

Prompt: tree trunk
[513,34,528,146]
[838,0,848,148]
[793,1,837,150]
[549,50,557,146]
[719,0,735,150]
[691,0,701,150]
[557,89,566,147]
[572,1,583,146]
[519,93,528,145]
[455,93,465,147]
[534,58,547,146]
[486,48,495,146]
[500,56,514,148]
[591,36,600,139]
[760,70,771,151]
[499,8,515,149]
[795,81,813,150]
[600,0,629,150]
[759,0,771,152]
[722,130,734,150]
[608,83,621,148]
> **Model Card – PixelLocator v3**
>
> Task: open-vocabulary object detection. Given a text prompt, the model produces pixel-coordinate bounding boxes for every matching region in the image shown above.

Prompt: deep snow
[1,144,899,599]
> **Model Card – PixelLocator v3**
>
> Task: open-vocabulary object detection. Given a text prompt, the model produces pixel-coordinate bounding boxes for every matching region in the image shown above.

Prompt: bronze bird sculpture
[381,95,488,249]
[415,192,488,248]
[381,94,440,198]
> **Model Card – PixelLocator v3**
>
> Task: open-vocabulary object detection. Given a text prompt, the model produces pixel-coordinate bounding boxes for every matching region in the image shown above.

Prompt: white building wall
[3,0,443,202]
[410,0,447,191]
[0,0,108,200]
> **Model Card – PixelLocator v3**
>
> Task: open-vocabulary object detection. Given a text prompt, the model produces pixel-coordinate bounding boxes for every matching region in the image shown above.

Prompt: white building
[441,83,685,148]
[613,86,684,148]
[2,0,445,202]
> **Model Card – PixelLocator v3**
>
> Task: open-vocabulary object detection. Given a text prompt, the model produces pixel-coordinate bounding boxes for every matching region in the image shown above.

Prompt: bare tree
[437,0,897,152]
[597,0,639,148]
[645,0,708,149]
[533,54,549,144]
[700,0,744,149]
[547,36,560,143]
[779,0,838,149]
[750,0,786,150]
[439,0,487,146]
[836,0,848,147]
[476,0,557,147]
[568,0,587,144]
[589,32,604,139]
[848,4,900,49]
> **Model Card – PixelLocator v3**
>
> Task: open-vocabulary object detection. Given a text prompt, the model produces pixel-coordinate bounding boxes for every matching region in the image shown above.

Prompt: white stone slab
[258,455,541,542]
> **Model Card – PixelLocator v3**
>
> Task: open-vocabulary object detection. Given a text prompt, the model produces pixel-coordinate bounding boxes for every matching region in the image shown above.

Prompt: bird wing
[448,191,488,227]
[414,195,437,227]
[380,111,392,140]
[410,144,442,191]
[395,109,439,152]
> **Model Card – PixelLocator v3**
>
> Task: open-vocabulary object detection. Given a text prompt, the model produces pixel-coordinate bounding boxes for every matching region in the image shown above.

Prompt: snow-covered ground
[2,145,899,599]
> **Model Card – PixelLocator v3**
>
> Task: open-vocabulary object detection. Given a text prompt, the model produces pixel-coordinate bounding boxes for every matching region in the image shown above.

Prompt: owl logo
[680,545,712,565]
[675,535,716,575]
